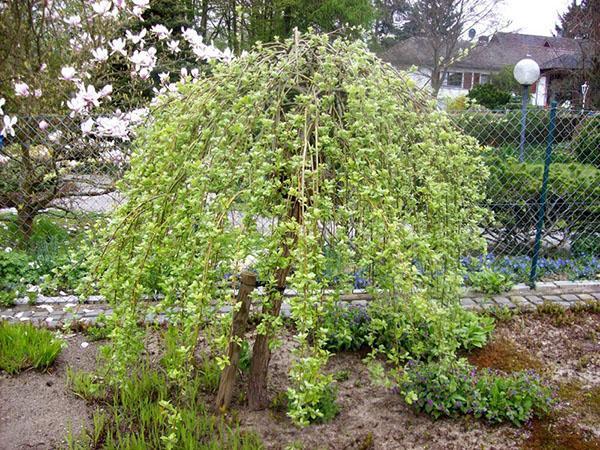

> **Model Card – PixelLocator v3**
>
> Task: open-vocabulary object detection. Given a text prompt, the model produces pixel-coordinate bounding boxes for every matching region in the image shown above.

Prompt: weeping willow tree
[93,31,487,426]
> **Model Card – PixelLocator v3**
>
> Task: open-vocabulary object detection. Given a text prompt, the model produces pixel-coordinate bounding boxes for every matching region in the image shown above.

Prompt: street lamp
[581,81,589,113]
[514,57,540,162]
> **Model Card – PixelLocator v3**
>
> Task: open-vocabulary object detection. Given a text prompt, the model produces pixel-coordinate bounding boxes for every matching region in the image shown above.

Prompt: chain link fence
[0,115,127,236]
[448,105,600,284]
[1,106,599,291]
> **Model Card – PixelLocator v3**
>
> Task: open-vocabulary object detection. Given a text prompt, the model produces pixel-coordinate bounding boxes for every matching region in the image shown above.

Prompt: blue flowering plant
[463,253,600,286]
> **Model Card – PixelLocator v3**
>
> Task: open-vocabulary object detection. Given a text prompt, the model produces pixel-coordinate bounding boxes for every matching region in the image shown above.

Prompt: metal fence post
[529,100,558,288]
[519,84,529,162]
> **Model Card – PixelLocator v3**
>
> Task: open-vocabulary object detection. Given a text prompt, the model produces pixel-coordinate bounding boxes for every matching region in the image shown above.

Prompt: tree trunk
[247,199,301,410]
[246,271,286,410]
[215,271,257,412]
[17,206,35,240]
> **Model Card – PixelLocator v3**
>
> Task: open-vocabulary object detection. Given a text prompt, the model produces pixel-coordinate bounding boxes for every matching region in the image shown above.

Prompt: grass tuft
[66,364,263,449]
[0,321,63,374]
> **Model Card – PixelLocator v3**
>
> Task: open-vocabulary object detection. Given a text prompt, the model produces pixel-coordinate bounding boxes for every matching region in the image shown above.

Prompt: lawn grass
[0,321,63,374]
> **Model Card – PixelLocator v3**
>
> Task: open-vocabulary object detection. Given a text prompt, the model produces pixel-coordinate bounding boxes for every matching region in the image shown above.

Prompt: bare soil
[0,334,98,450]
[1,311,599,450]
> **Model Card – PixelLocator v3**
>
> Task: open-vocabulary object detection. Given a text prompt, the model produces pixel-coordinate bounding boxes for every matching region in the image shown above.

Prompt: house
[380,32,584,107]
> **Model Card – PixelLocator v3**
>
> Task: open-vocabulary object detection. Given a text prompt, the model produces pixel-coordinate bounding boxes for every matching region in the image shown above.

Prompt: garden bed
[1,309,599,449]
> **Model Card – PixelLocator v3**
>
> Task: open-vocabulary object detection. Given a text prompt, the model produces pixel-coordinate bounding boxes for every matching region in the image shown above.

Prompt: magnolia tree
[91,32,488,426]
[0,0,232,238]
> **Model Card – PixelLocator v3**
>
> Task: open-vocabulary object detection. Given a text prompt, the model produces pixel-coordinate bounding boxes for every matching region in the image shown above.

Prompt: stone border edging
[1,280,599,329]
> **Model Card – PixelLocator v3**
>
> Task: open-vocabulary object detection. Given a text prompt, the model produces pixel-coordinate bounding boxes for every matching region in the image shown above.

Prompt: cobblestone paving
[1,281,599,329]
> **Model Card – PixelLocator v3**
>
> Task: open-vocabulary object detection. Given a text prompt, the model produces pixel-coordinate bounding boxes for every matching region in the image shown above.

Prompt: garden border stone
[1,281,599,329]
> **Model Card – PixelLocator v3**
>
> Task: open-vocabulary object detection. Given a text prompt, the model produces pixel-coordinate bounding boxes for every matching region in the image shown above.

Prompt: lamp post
[581,81,589,113]
[514,58,540,162]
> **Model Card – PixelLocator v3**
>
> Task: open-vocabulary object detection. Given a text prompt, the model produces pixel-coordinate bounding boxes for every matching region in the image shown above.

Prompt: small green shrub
[571,233,600,256]
[287,381,340,425]
[323,305,370,352]
[367,298,495,363]
[0,215,92,299]
[572,115,600,168]
[467,83,512,110]
[451,308,495,350]
[445,95,470,112]
[468,268,513,294]
[400,358,553,426]
[0,321,63,374]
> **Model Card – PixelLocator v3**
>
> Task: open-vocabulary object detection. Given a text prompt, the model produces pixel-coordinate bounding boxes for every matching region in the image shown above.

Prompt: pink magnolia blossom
[60,66,77,81]
[38,120,49,130]
[1,115,17,137]
[81,118,95,134]
[102,148,127,166]
[109,38,127,56]
[96,116,130,140]
[14,82,30,97]
[138,68,151,80]
[100,85,113,97]
[34,89,43,98]
[126,28,147,46]
[64,15,81,27]
[67,95,86,115]
[150,24,171,40]
[158,72,170,84]
[124,108,148,124]
[129,47,157,71]
[92,47,109,62]
[92,1,112,16]
[49,130,63,142]
[167,39,180,54]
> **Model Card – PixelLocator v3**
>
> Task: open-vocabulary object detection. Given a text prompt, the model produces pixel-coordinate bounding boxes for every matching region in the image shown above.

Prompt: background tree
[371,0,413,49]
[555,0,600,108]
[398,0,505,96]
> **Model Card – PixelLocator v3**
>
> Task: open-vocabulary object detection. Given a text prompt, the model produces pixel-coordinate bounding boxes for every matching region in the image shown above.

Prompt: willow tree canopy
[94,32,487,425]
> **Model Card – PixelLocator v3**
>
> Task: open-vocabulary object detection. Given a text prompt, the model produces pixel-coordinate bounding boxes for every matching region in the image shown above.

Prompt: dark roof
[380,32,584,72]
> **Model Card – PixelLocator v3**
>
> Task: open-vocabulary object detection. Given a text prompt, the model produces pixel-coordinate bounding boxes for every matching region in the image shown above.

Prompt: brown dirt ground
[0,334,98,450]
[1,311,599,450]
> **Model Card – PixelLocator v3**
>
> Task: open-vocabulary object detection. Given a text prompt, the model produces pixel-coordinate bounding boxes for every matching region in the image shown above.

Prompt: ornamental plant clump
[92,32,488,427]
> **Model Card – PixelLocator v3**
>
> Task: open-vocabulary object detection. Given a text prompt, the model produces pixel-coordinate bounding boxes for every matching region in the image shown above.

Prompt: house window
[445,72,463,87]
[479,73,490,84]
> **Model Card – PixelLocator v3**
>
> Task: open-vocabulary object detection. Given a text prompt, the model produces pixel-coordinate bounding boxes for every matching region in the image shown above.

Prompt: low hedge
[572,115,600,168]
[452,109,580,147]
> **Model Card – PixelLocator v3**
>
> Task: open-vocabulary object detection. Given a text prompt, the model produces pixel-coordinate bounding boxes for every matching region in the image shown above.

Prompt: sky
[499,0,574,36]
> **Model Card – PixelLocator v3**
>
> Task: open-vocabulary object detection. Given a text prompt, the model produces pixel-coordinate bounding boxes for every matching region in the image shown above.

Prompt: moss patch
[467,337,544,373]
[523,419,600,450]
[558,381,600,418]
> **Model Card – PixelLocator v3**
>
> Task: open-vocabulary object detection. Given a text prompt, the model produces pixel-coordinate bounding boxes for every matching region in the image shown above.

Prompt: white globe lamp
[513,58,540,86]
